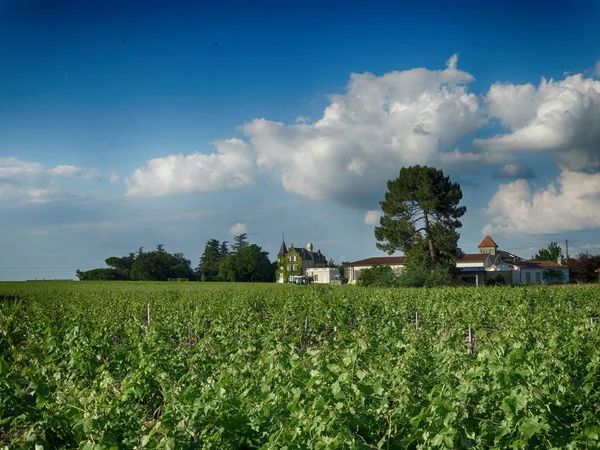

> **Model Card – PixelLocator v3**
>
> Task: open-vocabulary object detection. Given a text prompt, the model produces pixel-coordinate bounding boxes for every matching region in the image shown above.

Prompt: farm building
[345,236,569,285]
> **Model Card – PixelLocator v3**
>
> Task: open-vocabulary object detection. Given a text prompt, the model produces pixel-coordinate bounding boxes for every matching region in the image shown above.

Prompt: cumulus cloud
[483,170,600,234]
[238,55,483,206]
[125,139,254,196]
[493,163,535,179]
[363,210,381,225]
[476,75,600,172]
[0,157,99,204]
[229,222,247,234]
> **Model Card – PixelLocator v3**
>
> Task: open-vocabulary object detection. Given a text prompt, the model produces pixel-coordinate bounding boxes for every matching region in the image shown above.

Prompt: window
[293,264,298,271]
[287,265,291,271]
[279,266,283,271]
[290,255,296,262]
[526,272,531,283]
[535,272,541,283]
[313,274,318,282]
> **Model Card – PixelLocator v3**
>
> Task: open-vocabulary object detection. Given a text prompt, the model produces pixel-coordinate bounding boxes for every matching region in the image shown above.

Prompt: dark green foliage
[219,241,230,259]
[542,268,565,284]
[80,248,194,282]
[375,165,466,271]
[357,265,396,287]
[396,266,454,287]
[531,242,562,261]
[219,244,274,282]
[75,268,125,281]
[104,253,136,279]
[567,252,600,283]
[130,249,194,281]
[485,274,507,286]
[231,233,249,254]
[197,239,223,281]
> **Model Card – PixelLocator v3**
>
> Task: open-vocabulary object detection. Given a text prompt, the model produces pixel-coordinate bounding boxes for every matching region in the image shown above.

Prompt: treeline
[76,233,275,282]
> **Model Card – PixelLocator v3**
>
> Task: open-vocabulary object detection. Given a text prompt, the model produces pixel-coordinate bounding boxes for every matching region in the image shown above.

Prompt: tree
[197,239,222,281]
[76,268,125,281]
[532,242,562,261]
[357,265,397,287]
[220,241,230,259]
[104,253,136,279]
[231,233,249,254]
[130,247,194,281]
[219,244,274,282]
[542,268,565,284]
[374,165,466,272]
[567,252,600,283]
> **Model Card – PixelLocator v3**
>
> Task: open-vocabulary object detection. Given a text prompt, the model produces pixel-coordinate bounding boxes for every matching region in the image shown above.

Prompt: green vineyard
[1,282,600,449]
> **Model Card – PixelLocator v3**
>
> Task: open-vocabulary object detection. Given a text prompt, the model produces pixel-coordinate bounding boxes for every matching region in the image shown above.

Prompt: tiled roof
[520,260,564,268]
[478,236,498,248]
[346,256,406,267]
[347,253,487,267]
[459,253,490,263]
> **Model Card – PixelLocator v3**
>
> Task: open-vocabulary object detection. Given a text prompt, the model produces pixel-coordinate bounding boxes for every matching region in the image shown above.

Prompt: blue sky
[2,0,600,280]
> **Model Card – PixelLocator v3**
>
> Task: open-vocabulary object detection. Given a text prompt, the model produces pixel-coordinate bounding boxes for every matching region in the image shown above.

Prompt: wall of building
[306,268,339,284]
[346,264,405,284]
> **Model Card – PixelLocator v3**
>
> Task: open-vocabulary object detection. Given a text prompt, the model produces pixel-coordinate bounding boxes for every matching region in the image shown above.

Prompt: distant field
[1,282,600,449]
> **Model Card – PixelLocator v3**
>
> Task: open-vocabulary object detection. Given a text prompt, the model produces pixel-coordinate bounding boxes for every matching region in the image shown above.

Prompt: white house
[481,236,569,284]
[345,256,406,284]
[305,267,340,284]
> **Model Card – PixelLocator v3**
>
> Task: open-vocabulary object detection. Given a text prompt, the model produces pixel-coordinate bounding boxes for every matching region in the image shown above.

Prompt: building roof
[520,260,565,268]
[347,253,487,267]
[346,256,406,267]
[291,246,327,264]
[460,253,490,263]
[278,240,288,257]
[478,235,498,248]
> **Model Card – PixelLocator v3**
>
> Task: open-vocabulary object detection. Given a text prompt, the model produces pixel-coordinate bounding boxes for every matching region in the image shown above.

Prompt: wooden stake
[468,326,473,354]
[415,311,419,330]
[146,303,150,333]
[304,316,309,334]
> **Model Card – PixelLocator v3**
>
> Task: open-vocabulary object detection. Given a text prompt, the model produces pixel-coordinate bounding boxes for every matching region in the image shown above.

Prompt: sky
[2,0,600,280]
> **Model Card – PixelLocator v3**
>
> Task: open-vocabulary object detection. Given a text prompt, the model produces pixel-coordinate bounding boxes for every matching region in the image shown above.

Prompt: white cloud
[483,170,600,234]
[364,210,381,225]
[229,222,247,234]
[109,173,120,183]
[439,149,510,170]
[125,139,254,196]
[494,163,535,179]
[0,157,100,204]
[476,74,600,171]
[295,116,309,124]
[240,55,483,205]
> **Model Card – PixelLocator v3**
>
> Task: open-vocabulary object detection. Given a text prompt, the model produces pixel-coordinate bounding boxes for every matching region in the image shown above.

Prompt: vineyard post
[304,316,309,334]
[415,311,419,330]
[468,326,473,354]
[146,303,150,333]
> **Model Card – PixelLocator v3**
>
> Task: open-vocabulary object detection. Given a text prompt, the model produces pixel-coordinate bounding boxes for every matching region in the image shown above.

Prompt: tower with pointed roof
[275,237,328,283]
[478,235,498,256]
